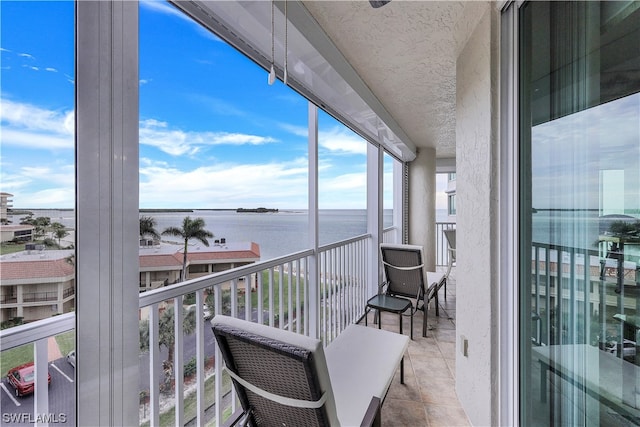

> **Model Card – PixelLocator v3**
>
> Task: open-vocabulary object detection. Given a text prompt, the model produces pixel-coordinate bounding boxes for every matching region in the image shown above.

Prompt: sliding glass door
[519,2,640,425]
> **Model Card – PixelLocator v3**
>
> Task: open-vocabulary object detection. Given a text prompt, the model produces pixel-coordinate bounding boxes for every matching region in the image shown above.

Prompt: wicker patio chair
[365,244,445,339]
[212,315,408,427]
[443,228,456,298]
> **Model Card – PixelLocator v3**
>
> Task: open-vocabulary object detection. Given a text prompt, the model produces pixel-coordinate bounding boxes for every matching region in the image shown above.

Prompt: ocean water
[12,208,452,261]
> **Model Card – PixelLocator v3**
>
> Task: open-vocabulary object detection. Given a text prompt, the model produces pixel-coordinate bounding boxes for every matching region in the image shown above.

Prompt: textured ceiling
[302,0,488,158]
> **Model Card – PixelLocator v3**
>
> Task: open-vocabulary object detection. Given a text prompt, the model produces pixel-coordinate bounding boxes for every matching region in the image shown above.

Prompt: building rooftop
[1,241,261,281]
[0,250,75,282]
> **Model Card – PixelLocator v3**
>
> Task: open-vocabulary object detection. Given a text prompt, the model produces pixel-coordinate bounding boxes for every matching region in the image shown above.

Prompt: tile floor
[358,270,470,426]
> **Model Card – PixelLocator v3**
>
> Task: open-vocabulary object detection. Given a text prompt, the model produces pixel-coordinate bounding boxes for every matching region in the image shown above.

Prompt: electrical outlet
[461,335,469,357]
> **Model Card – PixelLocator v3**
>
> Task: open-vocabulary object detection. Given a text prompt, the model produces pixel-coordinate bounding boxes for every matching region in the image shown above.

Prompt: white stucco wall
[455,4,500,426]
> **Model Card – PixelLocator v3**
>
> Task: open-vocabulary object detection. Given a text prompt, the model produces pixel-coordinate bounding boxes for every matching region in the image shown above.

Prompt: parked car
[186,304,213,320]
[67,350,76,368]
[6,362,51,397]
[605,339,637,359]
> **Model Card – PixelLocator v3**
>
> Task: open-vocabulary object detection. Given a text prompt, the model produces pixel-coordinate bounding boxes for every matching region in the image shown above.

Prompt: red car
[6,362,51,397]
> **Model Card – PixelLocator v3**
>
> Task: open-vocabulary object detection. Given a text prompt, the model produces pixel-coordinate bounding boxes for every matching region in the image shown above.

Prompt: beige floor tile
[417,376,459,404]
[379,273,471,427]
[382,399,429,427]
[425,404,470,427]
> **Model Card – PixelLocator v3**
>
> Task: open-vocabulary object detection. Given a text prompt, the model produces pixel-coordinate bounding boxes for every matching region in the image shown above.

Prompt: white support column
[57,283,64,315]
[76,2,139,425]
[393,159,404,244]
[308,102,320,339]
[408,148,437,270]
[16,285,23,318]
[367,143,383,297]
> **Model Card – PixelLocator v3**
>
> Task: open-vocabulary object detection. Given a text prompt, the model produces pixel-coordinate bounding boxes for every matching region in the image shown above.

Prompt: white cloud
[140,0,222,42]
[15,188,74,208]
[45,67,58,73]
[0,99,74,149]
[140,159,309,208]
[281,123,367,156]
[18,52,35,60]
[280,123,307,137]
[139,119,277,156]
[319,127,367,155]
[0,163,75,208]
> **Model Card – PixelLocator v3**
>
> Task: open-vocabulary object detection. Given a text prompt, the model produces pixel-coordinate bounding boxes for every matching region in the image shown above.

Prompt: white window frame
[499,1,520,426]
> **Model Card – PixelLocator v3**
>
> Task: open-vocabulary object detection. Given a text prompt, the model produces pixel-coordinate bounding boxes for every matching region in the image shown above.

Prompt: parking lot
[1,357,75,426]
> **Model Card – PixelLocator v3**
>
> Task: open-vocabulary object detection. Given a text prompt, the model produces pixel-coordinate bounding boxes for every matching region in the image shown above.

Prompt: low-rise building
[0,224,36,243]
[0,249,75,324]
[138,241,260,291]
[0,241,260,323]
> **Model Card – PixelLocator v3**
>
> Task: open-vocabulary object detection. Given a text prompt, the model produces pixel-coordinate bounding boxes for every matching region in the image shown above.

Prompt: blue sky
[1,0,448,210]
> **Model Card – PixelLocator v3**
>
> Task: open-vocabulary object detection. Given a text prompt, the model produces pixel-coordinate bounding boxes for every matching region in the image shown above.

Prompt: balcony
[0,226,465,426]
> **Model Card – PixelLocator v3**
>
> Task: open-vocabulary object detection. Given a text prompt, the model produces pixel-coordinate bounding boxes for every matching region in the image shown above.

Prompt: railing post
[34,338,49,427]
[195,290,205,425]
[173,297,184,426]
[149,304,160,427]
[308,101,320,339]
[367,143,383,300]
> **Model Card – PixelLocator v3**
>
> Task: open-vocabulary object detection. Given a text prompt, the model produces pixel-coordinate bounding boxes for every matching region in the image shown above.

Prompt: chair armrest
[378,281,389,294]
[221,409,248,427]
[360,396,382,427]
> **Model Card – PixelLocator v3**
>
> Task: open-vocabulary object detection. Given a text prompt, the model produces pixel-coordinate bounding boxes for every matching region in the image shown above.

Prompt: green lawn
[139,370,232,427]
[1,344,33,377]
[56,330,76,356]
[245,270,306,326]
[1,331,75,377]
[0,242,26,255]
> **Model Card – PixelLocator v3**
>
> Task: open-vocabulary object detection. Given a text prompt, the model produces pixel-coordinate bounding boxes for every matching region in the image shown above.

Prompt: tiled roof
[1,242,261,279]
[139,253,183,268]
[139,243,260,268]
[187,242,260,261]
[0,258,74,281]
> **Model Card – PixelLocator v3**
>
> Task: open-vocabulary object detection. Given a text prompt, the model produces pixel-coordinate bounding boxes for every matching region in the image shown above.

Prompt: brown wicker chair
[212,315,408,427]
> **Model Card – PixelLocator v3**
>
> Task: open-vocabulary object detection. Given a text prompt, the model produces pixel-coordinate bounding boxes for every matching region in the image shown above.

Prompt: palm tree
[51,222,68,247]
[162,216,214,282]
[139,305,197,387]
[139,215,161,242]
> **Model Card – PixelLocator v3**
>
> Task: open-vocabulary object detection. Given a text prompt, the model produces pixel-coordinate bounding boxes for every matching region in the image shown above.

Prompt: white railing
[436,222,456,266]
[382,223,455,266]
[1,234,372,427]
[318,234,370,344]
[382,225,399,244]
[0,312,75,425]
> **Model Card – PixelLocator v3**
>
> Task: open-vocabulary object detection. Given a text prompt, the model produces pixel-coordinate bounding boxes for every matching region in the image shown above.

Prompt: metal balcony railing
[436,221,456,267]
[529,242,639,348]
[0,234,374,427]
[22,291,58,303]
[0,226,456,426]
